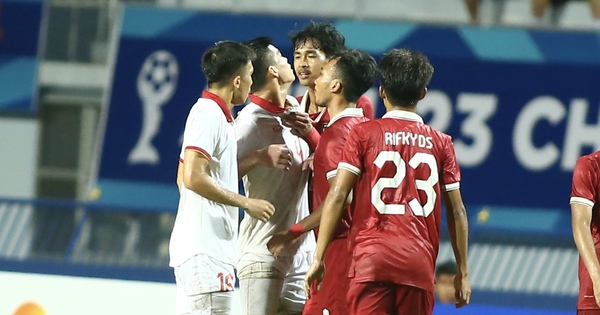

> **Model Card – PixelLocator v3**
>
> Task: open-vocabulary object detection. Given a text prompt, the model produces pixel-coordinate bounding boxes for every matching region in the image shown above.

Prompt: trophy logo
[128,50,178,165]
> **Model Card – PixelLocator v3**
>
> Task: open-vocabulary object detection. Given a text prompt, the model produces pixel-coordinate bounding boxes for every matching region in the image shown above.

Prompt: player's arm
[267,204,323,259]
[267,175,352,258]
[182,149,275,222]
[176,161,183,192]
[237,144,292,178]
[442,188,471,308]
[304,169,357,294]
[572,201,600,307]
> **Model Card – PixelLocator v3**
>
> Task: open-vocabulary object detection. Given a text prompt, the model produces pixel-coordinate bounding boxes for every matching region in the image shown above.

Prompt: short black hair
[379,48,434,107]
[289,21,346,58]
[435,260,457,277]
[201,41,256,87]
[244,36,277,92]
[330,49,377,103]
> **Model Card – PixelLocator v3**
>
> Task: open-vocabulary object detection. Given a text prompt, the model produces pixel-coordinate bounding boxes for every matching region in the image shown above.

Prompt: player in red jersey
[305,48,471,315]
[571,150,600,314]
[268,49,378,315]
[289,21,374,133]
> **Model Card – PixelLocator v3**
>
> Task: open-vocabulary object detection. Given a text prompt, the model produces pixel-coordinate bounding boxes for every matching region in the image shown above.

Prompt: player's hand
[282,111,312,137]
[304,259,325,298]
[266,230,296,259]
[302,154,314,171]
[244,198,275,222]
[259,144,292,171]
[454,272,471,308]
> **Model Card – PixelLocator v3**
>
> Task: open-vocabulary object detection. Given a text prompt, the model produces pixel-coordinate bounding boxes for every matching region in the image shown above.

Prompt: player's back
[343,110,460,292]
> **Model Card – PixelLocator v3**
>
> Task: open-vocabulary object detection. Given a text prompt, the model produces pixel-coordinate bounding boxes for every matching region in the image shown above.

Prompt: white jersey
[169,91,239,267]
[235,94,316,259]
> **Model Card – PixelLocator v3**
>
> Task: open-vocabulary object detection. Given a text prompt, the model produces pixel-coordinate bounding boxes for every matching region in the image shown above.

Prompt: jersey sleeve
[357,95,375,120]
[570,156,597,208]
[440,135,461,191]
[180,104,220,161]
[338,124,365,176]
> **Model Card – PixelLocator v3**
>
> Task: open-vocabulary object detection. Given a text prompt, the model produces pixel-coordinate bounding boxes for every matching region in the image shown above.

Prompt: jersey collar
[300,90,310,112]
[382,110,423,123]
[248,94,286,114]
[328,107,364,127]
[202,90,234,123]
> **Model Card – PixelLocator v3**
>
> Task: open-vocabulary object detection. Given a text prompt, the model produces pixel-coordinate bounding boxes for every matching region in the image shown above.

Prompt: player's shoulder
[190,97,223,117]
[347,118,380,134]
[357,95,373,107]
[576,151,600,170]
[340,115,369,128]
[426,124,452,140]
[235,102,261,117]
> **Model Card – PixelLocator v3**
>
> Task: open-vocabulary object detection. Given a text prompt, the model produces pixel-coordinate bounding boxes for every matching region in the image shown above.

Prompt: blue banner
[0,0,44,113]
[95,6,600,215]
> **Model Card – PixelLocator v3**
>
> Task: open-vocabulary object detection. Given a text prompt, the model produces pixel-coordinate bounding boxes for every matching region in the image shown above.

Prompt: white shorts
[174,254,235,315]
[237,250,312,315]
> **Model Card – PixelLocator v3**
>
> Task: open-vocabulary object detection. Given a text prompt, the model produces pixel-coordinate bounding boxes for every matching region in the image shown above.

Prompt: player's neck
[306,87,322,114]
[385,100,417,113]
[253,83,287,108]
[327,98,355,119]
[206,86,234,109]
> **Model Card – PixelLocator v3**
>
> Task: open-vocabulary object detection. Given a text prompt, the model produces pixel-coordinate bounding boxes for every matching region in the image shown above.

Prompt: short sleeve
[570,156,597,207]
[180,103,221,160]
[440,135,461,191]
[338,124,364,176]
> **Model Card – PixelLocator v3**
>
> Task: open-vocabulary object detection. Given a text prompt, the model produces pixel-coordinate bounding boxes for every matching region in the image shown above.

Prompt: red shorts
[303,238,349,315]
[578,310,600,315]
[347,280,434,315]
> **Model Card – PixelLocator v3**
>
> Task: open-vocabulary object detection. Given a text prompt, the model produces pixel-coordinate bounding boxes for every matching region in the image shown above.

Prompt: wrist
[289,222,305,238]
[255,148,267,167]
[300,124,314,137]
[304,128,320,151]
[312,253,324,265]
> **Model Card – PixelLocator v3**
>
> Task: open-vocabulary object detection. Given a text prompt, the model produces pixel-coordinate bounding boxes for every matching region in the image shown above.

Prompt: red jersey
[570,150,600,310]
[297,92,374,133]
[313,108,368,238]
[338,110,461,292]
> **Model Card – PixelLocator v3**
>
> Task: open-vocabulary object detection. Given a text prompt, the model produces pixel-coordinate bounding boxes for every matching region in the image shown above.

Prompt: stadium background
[1,0,599,314]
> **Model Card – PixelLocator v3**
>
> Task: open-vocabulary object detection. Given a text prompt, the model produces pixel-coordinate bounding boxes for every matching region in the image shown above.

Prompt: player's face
[268,44,295,84]
[293,39,327,88]
[232,61,253,105]
[314,59,336,107]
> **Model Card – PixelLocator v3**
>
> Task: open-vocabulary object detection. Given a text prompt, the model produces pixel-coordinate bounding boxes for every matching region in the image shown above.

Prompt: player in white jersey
[169,41,275,315]
[235,37,316,315]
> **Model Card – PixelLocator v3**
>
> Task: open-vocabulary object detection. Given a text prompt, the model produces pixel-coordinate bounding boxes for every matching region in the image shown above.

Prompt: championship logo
[129,50,179,165]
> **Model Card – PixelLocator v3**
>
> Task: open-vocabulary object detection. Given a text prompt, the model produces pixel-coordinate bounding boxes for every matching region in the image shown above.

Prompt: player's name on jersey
[385,131,433,149]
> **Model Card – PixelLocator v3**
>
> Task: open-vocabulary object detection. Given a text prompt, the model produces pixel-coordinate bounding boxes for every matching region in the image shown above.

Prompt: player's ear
[379,86,386,99]
[268,66,278,78]
[232,75,241,89]
[419,87,427,100]
[332,80,342,94]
